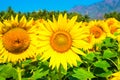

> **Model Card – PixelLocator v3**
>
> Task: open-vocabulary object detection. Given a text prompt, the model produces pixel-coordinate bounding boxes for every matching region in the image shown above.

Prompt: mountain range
[69,0,120,19]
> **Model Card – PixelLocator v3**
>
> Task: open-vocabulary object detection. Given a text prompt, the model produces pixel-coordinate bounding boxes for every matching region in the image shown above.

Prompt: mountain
[69,0,120,19]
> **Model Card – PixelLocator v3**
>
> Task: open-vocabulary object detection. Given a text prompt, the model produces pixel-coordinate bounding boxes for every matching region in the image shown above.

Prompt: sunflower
[0,15,39,63]
[88,20,107,44]
[80,22,96,50]
[105,18,120,39]
[37,14,90,70]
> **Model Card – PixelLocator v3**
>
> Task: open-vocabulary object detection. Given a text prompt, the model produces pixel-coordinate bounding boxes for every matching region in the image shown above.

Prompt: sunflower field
[1,7,120,80]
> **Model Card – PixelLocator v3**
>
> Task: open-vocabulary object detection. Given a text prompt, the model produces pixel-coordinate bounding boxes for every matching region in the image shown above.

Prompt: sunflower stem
[88,66,91,80]
[107,58,119,71]
[17,66,22,80]
[58,66,62,80]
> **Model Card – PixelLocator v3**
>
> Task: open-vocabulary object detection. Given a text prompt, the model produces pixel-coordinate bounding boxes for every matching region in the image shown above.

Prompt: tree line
[0,7,120,22]
[0,7,90,22]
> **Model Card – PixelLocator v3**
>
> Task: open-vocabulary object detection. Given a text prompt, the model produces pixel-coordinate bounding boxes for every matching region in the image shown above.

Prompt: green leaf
[22,78,32,80]
[72,68,94,80]
[94,52,102,59]
[31,68,49,80]
[103,49,117,58]
[0,63,17,79]
[117,64,120,70]
[99,37,117,49]
[94,60,110,71]
[96,71,112,77]
[22,59,32,64]
[22,59,32,67]
[85,52,95,61]
[48,70,59,80]
[118,43,120,52]
[0,76,5,80]
[103,37,114,47]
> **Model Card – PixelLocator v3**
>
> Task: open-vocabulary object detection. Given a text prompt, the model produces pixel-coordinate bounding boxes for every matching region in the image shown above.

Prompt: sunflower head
[0,15,39,63]
[38,13,89,70]
[90,25,103,38]
[104,18,120,39]
[88,20,107,43]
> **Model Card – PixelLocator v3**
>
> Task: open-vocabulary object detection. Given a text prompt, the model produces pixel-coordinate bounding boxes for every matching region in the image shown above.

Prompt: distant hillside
[69,0,120,19]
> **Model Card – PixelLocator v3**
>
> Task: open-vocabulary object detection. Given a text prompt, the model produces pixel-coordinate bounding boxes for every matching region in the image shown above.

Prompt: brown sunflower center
[2,28,30,53]
[90,26,103,38]
[50,31,72,53]
[110,26,117,34]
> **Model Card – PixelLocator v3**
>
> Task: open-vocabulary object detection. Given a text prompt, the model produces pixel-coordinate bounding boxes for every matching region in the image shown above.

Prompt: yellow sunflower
[80,22,96,50]
[0,15,39,63]
[37,14,90,70]
[105,18,120,39]
[88,20,107,44]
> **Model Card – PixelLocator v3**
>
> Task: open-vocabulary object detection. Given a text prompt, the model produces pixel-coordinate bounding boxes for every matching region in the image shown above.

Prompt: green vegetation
[0,7,90,22]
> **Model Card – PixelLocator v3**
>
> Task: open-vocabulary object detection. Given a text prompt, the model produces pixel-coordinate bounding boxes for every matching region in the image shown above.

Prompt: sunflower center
[90,26,103,38]
[50,31,72,53]
[110,26,117,34]
[2,28,30,53]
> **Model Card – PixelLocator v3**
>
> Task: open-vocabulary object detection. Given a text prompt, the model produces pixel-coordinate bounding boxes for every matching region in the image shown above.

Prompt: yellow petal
[66,16,77,30]
[60,54,67,70]
[71,47,86,56]
[15,14,18,22]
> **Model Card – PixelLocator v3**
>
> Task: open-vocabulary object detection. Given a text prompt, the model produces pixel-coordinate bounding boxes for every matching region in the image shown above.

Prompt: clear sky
[0,0,103,12]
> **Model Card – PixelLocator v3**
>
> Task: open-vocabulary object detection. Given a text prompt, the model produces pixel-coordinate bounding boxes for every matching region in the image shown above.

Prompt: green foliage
[0,63,17,79]
[103,49,117,58]
[31,68,49,80]
[69,37,119,80]
[94,60,110,71]
[72,68,94,80]
[0,7,90,22]
[85,52,96,61]
[104,11,120,21]
[0,77,5,80]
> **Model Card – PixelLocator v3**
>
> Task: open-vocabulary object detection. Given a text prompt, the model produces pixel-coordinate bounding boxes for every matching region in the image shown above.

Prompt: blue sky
[0,0,103,12]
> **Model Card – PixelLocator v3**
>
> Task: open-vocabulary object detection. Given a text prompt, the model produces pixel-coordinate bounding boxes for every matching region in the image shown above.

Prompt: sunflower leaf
[94,60,110,71]
[103,37,114,47]
[0,63,17,79]
[72,68,94,80]
[103,49,117,58]
[0,76,5,80]
[31,68,49,80]
[0,76,6,80]
[95,70,112,77]
[85,52,95,61]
